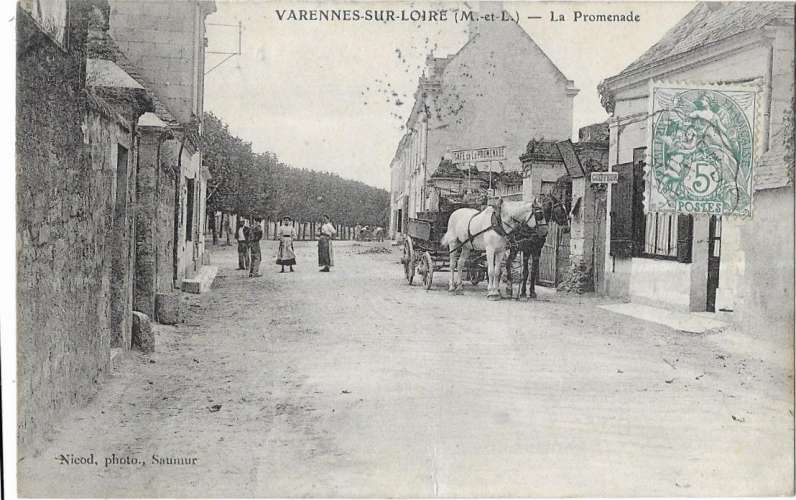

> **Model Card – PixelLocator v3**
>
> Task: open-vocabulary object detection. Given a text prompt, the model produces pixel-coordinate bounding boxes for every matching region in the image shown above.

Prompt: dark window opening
[185,177,195,242]
[610,147,693,262]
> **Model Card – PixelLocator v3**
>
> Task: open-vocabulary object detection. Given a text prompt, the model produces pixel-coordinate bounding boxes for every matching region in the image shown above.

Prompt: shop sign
[452,146,506,164]
[591,172,618,184]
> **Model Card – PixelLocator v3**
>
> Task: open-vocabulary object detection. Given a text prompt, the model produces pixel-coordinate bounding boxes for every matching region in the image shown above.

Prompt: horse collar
[491,207,509,238]
[504,205,542,236]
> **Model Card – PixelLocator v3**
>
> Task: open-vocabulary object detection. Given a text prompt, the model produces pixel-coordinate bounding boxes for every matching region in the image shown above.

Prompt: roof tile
[615,2,793,79]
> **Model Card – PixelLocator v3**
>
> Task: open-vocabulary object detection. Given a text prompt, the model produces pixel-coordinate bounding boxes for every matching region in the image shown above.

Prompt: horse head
[539,194,570,227]
[498,200,541,237]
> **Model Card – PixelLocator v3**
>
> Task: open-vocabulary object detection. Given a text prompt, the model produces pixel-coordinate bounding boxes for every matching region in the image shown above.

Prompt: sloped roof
[408,22,576,132]
[86,58,143,89]
[614,2,794,80]
[87,20,179,127]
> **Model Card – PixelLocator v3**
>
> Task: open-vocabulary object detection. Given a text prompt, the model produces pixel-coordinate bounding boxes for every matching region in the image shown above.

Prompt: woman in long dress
[318,214,336,272]
[276,216,297,273]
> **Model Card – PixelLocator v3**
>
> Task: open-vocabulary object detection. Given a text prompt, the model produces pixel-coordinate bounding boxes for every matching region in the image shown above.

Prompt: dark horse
[504,194,569,299]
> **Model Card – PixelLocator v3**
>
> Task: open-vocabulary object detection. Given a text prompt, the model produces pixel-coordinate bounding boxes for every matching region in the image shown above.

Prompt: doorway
[110,144,130,348]
[706,215,722,312]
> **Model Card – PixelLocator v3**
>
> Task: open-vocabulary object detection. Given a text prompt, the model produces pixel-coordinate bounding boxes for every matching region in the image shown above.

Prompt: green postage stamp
[647,82,760,217]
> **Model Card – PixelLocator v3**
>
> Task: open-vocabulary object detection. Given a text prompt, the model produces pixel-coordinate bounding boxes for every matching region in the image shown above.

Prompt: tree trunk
[210,211,218,246]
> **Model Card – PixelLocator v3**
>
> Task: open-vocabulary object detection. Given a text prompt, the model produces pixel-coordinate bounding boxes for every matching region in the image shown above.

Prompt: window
[643,212,678,258]
[114,145,129,217]
[185,177,195,242]
[610,147,693,262]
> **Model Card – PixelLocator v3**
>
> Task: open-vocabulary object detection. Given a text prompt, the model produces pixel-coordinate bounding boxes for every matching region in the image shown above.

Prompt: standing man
[318,214,336,272]
[236,217,251,270]
[248,217,264,278]
[354,222,362,241]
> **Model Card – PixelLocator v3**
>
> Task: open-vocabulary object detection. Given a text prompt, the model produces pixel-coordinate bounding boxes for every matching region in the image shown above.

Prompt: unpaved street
[19,241,794,497]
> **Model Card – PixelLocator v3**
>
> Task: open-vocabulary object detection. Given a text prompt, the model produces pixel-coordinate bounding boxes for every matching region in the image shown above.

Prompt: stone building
[17,0,154,456]
[16,0,216,458]
[389,5,578,238]
[109,0,216,311]
[519,123,610,289]
[598,2,794,338]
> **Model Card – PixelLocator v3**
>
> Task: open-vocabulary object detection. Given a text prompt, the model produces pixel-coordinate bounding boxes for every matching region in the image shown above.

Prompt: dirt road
[19,241,794,497]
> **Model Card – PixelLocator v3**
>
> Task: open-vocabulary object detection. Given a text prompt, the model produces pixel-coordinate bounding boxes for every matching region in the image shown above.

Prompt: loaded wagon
[401,198,487,290]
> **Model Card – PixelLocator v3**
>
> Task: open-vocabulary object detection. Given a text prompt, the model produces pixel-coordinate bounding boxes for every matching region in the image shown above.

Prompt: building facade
[389,8,578,238]
[519,124,610,290]
[109,0,216,315]
[16,0,216,458]
[598,2,794,337]
[16,0,152,456]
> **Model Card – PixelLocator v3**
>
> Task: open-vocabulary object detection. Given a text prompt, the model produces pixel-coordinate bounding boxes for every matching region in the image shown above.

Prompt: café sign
[451,146,506,164]
[590,172,618,184]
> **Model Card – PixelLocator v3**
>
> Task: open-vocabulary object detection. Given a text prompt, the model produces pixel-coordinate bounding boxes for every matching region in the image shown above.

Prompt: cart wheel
[403,238,415,285]
[422,252,434,290]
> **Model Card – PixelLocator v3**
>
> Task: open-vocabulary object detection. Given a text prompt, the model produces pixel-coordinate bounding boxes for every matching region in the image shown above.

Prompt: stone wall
[16,5,133,457]
[88,111,136,350]
[134,130,181,317]
[134,130,174,315]
[158,164,178,292]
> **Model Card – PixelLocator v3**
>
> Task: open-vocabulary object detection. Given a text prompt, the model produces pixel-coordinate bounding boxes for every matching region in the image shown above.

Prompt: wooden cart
[400,201,486,290]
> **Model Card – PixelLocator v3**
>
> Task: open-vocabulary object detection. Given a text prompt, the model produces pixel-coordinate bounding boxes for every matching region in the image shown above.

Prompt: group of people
[237,215,338,275]
[353,223,385,242]
[235,217,264,277]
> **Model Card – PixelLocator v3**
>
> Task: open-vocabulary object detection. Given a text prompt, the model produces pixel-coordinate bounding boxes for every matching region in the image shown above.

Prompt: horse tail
[440,230,454,248]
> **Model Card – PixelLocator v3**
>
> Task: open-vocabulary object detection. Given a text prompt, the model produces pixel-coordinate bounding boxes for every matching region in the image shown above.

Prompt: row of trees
[201,112,390,231]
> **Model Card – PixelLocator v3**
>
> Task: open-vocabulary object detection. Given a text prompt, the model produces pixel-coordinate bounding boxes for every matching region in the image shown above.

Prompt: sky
[203,1,697,190]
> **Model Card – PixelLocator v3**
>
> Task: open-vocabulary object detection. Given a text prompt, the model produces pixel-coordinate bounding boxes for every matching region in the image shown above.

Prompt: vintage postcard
[7,0,795,498]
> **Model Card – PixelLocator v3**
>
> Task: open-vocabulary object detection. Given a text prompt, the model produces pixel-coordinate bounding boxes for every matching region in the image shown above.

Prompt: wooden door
[538,223,559,286]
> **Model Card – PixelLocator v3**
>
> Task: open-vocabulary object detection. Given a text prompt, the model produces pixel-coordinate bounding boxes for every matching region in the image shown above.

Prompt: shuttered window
[609,161,635,257]
[676,214,694,263]
[610,147,693,262]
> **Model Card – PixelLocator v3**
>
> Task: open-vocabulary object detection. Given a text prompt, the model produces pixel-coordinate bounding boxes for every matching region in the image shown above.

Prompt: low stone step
[131,311,155,354]
[182,265,218,294]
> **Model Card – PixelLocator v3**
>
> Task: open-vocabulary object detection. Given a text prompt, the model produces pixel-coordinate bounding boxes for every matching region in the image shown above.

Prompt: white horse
[440,200,542,299]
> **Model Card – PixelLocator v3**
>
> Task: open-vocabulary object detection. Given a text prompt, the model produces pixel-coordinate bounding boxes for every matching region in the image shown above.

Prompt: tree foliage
[202,112,389,226]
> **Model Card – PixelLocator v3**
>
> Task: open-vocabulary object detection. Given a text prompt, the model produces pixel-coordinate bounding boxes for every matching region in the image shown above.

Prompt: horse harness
[452,204,546,253]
